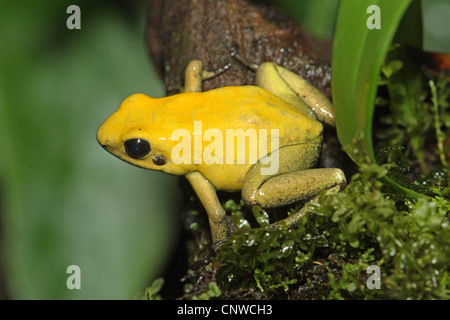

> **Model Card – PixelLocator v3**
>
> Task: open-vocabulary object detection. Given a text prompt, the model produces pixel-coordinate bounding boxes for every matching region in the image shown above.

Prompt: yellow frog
[97,60,346,247]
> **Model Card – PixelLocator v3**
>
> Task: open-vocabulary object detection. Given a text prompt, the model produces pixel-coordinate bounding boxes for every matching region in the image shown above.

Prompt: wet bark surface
[146,0,332,97]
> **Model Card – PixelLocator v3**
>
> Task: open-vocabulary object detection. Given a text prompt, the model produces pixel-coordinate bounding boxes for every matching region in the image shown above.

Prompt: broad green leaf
[332,0,412,160]
[332,0,423,199]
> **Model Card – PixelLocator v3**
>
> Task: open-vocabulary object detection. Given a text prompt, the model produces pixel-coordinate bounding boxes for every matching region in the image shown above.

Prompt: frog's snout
[97,138,110,151]
[96,129,105,146]
[96,125,111,151]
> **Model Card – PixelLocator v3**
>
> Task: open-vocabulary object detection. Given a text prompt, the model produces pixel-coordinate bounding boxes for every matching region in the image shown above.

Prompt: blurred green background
[0,0,180,299]
[0,0,448,299]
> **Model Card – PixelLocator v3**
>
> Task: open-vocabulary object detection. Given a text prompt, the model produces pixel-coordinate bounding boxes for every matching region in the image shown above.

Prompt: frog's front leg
[242,145,346,227]
[183,59,231,93]
[186,171,230,247]
[184,60,204,93]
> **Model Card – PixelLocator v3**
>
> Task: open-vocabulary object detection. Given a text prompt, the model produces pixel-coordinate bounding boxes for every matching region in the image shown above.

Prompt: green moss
[140,278,164,300]
[213,162,449,299]
[193,282,222,300]
[375,44,450,173]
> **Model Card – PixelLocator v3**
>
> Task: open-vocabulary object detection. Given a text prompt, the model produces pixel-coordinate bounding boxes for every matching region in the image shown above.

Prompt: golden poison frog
[97,60,346,247]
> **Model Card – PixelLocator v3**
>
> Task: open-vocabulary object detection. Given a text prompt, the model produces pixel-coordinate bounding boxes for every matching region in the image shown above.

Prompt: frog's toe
[212,238,228,250]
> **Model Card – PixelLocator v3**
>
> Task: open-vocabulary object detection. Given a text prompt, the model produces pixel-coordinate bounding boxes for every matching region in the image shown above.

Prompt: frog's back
[153,86,322,146]
[112,86,323,191]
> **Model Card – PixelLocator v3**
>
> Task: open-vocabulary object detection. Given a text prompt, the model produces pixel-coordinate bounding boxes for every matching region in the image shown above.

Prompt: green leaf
[145,278,165,300]
[231,211,252,231]
[252,206,270,227]
[332,0,423,199]
[332,0,412,161]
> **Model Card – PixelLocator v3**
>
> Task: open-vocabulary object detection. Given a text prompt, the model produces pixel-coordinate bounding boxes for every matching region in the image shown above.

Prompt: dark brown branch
[146,0,332,97]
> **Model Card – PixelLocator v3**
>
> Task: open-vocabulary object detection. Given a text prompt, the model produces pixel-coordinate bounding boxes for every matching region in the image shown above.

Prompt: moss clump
[213,163,449,299]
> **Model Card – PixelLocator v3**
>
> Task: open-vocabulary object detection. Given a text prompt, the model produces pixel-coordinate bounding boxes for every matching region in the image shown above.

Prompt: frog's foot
[242,157,346,229]
[255,62,336,127]
[242,143,346,228]
[181,242,227,288]
[243,167,346,205]
[195,262,214,286]
[201,62,232,81]
[181,260,224,289]
[229,49,259,71]
[212,238,228,250]
[267,183,343,229]
[180,262,213,287]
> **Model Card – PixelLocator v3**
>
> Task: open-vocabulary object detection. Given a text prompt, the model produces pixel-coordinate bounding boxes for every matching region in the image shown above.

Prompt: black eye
[124,138,151,159]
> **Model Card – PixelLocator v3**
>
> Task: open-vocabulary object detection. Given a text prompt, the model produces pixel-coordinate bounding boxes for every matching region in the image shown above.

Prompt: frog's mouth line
[112,151,151,170]
[100,145,165,171]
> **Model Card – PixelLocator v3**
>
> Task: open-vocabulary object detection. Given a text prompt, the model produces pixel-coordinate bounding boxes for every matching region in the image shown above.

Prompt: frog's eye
[124,138,151,159]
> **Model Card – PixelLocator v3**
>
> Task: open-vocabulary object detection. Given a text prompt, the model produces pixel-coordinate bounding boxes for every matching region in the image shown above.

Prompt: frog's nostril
[152,154,166,166]
[101,144,108,149]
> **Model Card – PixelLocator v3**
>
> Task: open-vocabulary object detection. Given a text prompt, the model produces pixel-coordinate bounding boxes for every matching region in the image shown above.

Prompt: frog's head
[97,93,193,176]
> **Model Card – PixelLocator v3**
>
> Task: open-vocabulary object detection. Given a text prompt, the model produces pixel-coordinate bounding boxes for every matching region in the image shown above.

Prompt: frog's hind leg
[255,62,336,127]
[242,144,346,228]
